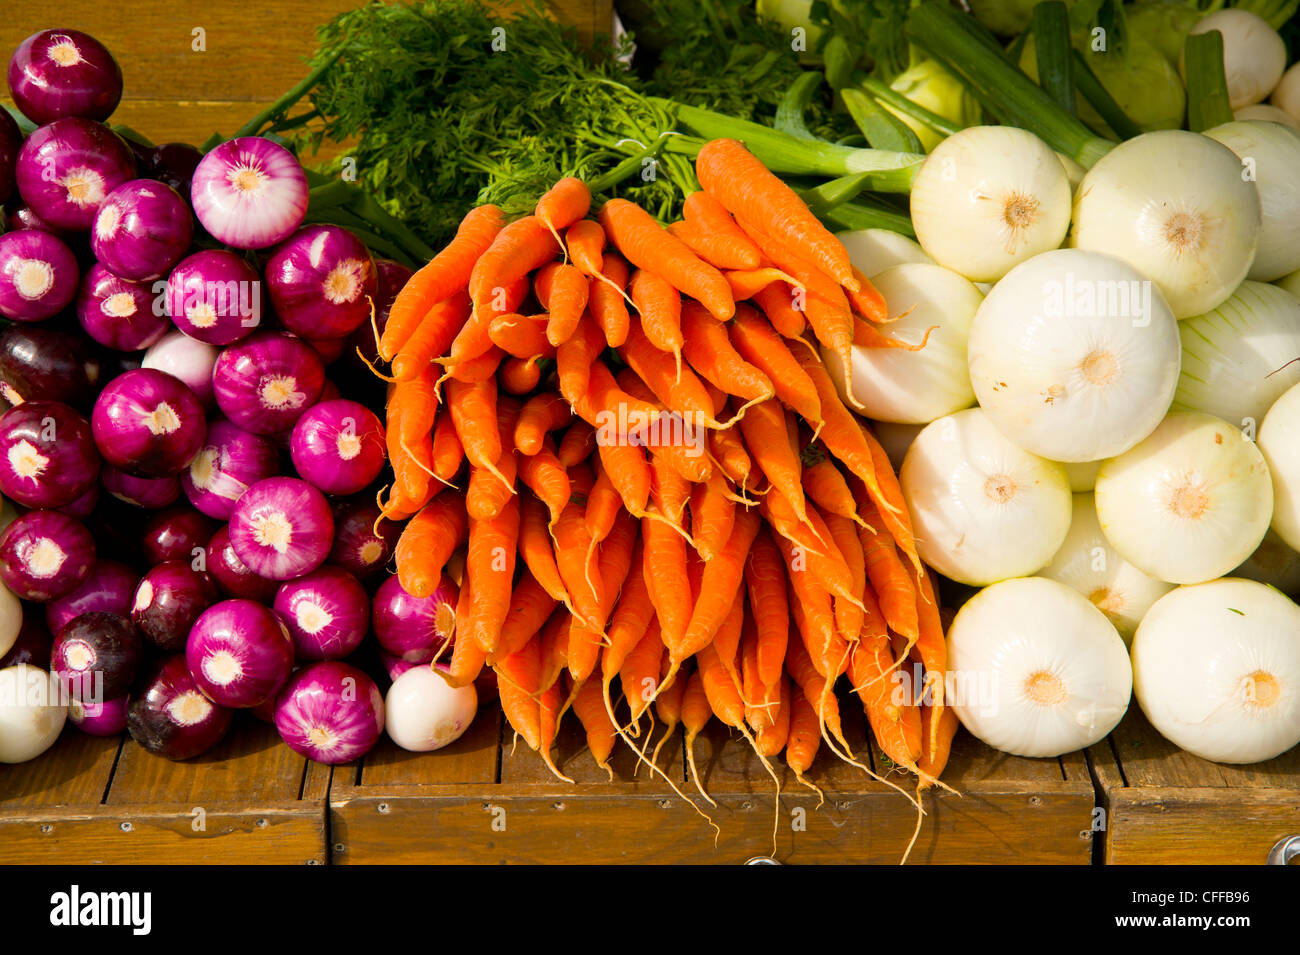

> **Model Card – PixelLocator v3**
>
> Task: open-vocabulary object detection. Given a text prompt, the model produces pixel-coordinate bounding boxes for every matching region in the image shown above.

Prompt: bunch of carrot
[373,137,958,851]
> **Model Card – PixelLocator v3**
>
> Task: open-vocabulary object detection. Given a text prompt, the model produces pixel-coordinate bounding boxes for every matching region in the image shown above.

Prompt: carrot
[467,214,560,308]
[601,538,653,707]
[825,512,867,646]
[487,312,553,359]
[391,290,471,381]
[446,573,487,688]
[666,220,762,272]
[443,344,505,384]
[394,496,467,598]
[568,509,637,685]
[556,420,596,468]
[709,425,752,489]
[495,637,542,751]
[689,469,735,562]
[848,632,921,769]
[537,679,573,783]
[589,252,631,347]
[549,502,604,634]
[620,618,664,730]
[853,314,935,352]
[535,262,589,347]
[784,633,848,750]
[649,450,693,531]
[755,675,791,758]
[514,392,571,456]
[431,408,464,486]
[620,317,718,427]
[785,682,824,803]
[916,703,960,788]
[802,444,865,527]
[556,314,606,411]
[569,673,618,779]
[682,191,763,268]
[517,438,570,524]
[745,526,790,700]
[728,305,821,424]
[711,587,746,697]
[565,219,607,278]
[500,355,546,395]
[852,487,920,645]
[445,377,509,491]
[680,301,773,409]
[465,396,521,521]
[914,568,949,758]
[740,612,768,727]
[612,371,713,486]
[681,667,717,807]
[627,268,684,374]
[848,265,888,323]
[536,177,592,249]
[741,398,815,519]
[751,280,807,339]
[584,461,624,548]
[696,138,858,293]
[640,513,691,673]
[518,492,569,604]
[537,607,571,695]
[595,440,651,519]
[464,494,520,657]
[598,198,734,321]
[493,569,559,663]
[381,204,503,362]
[724,267,803,302]
[447,273,530,368]
[776,531,848,683]
[572,362,661,441]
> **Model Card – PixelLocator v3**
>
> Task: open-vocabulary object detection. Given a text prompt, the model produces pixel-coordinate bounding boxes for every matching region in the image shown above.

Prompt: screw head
[120,821,133,832]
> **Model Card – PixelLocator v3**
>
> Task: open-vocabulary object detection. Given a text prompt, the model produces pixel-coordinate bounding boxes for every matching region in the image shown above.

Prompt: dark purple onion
[186,598,293,708]
[289,399,385,496]
[0,323,101,409]
[265,225,378,339]
[0,614,52,669]
[90,367,206,477]
[69,693,129,736]
[45,558,135,635]
[5,204,62,235]
[0,108,19,205]
[131,559,216,652]
[305,336,347,366]
[149,142,201,197]
[273,661,384,764]
[141,505,216,566]
[0,509,95,601]
[227,477,333,581]
[14,118,135,231]
[205,524,277,602]
[51,611,140,701]
[328,495,399,580]
[371,573,456,663]
[211,331,324,435]
[100,464,180,509]
[181,419,279,520]
[75,263,170,352]
[0,400,99,509]
[6,30,123,124]
[0,228,80,321]
[56,482,100,521]
[165,249,263,345]
[127,654,233,760]
[273,565,369,661]
[140,330,218,409]
[92,179,193,282]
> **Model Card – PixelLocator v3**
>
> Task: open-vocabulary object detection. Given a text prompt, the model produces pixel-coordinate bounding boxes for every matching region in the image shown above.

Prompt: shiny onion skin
[289,399,385,496]
[0,509,96,601]
[91,179,193,282]
[190,137,308,250]
[165,250,263,346]
[131,559,218,652]
[274,661,384,764]
[266,225,378,339]
[185,598,293,708]
[273,565,369,661]
[128,654,233,761]
[181,419,280,521]
[76,263,170,352]
[14,118,136,231]
[45,558,136,635]
[90,368,207,478]
[6,29,123,124]
[227,477,333,581]
[0,228,80,321]
[51,610,140,701]
[0,400,100,509]
[212,331,324,435]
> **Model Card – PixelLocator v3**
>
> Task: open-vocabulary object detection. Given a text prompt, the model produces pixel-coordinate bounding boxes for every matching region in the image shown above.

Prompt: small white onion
[1268,61,1300,122]
[827,263,982,424]
[1232,527,1300,597]
[1040,493,1175,643]
[0,582,21,660]
[1173,280,1300,429]
[1133,578,1300,764]
[1095,411,1273,584]
[1233,104,1299,130]
[947,576,1132,758]
[835,228,933,278]
[1061,459,1103,493]
[1071,130,1261,318]
[909,125,1072,282]
[899,407,1072,586]
[385,666,477,752]
[1184,9,1287,109]
[1204,120,1300,281]
[967,248,1182,462]
[0,664,67,763]
[1258,381,1300,552]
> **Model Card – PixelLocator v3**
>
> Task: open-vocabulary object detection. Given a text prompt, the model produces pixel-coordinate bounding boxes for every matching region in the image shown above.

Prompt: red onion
[378,649,419,683]
[273,661,384,764]
[0,509,95,601]
[91,179,193,282]
[131,559,217,652]
[100,464,181,510]
[165,249,263,345]
[6,30,123,124]
[0,324,102,411]
[56,483,100,520]
[141,505,216,566]
[306,336,347,366]
[205,524,277,602]
[6,204,62,235]
[273,565,369,661]
[289,399,386,496]
[128,654,232,760]
[0,616,53,669]
[0,229,80,321]
[0,400,99,509]
[149,142,202,198]
[140,330,218,409]
[45,558,135,635]
[75,263,169,352]
[266,225,378,339]
[0,108,19,205]
[69,693,129,736]
[190,137,308,250]
[14,118,136,231]
[372,573,456,663]
[91,368,207,478]
[212,331,324,435]
[181,419,279,520]
[328,495,399,580]
[51,611,140,701]
[186,598,293,708]
[227,477,333,581]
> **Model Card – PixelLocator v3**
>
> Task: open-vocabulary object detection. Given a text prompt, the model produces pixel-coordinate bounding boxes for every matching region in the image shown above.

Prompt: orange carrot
[848,265,888,323]
[620,618,665,728]
[494,569,559,662]
[446,573,487,688]
[556,420,596,468]
[535,262,590,347]
[825,511,866,645]
[517,439,570,524]
[515,392,571,456]
[852,487,919,645]
[745,526,790,700]
[728,305,821,423]
[620,318,717,426]
[641,513,691,670]
[709,425,752,489]
[627,268,684,372]
[536,177,591,248]
[802,444,864,527]
[755,675,791,758]
[739,398,810,526]
[595,440,651,518]
[518,492,569,603]
[565,219,607,278]
[785,682,824,802]
[689,469,735,562]
[468,215,560,307]
[487,312,553,359]
[680,301,774,408]
[681,666,716,806]
[569,673,618,778]
[751,280,807,339]
[495,637,542,751]
[682,191,763,268]
[917,703,960,788]
[724,267,803,302]
[445,377,507,490]
[431,407,464,485]
[601,537,653,682]
[666,220,762,271]
[589,252,631,348]
[465,495,520,657]
[391,290,472,381]
[499,355,546,395]
[556,314,606,411]
[394,496,467,598]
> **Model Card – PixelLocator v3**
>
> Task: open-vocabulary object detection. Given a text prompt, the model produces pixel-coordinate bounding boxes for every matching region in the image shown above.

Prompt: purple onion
[205,524,277,602]
[128,654,233,760]
[0,400,99,509]
[100,464,181,509]
[318,379,342,404]
[273,661,384,764]
[0,324,102,410]
[6,30,123,124]
[140,330,218,409]
[329,495,399,580]
[165,249,263,345]
[227,477,333,581]
[186,598,293,708]
[372,573,456,663]
[343,259,413,380]
[305,336,347,366]
[15,118,135,231]
[378,649,419,683]
[212,331,324,435]
[141,505,217,567]
[273,565,369,661]
[57,483,100,521]
[131,559,216,652]
[45,558,135,634]
[91,368,206,478]
[69,693,129,736]
[0,615,52,669]
[75,263,170,352]
[289,399,385,496]
[0,229,79,321]
[190,137,308,250]
[91,179,193,282]
[0,509,95,601]
[0,110,19,207]
[181,419,279,520]
[51,611,140,701]
[266,225,378,339]
[149,142,201,197]
[6,204,62,235]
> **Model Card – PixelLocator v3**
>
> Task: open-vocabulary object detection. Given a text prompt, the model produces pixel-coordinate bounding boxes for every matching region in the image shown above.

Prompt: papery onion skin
[14,118,136,231]
[91,179,193,282]
[100,465,181,510]
[165,249,263,346]
[227,477,334,581]
[69,692,129,736]
[186,598,294,708]
[385,665,478,753]
[0,509,95,601]
[273,661,384,765]
[273,565,370,661]
[76,264,170,352]
[190,137,308,250]
[91,368,207,478]
[181,419,280,521]
[127,654,232,761]
[212,331,325,435]
[0,228,80,322]
[836,228,934,279]
[0,400,100,509]
[6,30,123,124]
[266,224,379,340]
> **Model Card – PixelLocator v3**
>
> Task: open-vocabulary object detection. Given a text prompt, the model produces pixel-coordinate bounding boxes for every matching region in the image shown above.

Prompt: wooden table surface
[0,1,614,151]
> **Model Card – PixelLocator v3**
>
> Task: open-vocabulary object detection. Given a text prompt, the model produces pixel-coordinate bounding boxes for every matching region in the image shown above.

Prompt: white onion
[1133,578,1300,764]
[1268,61,1300,122]
[1257,381,1300,552]
[826,263,981,424]
[835,228,933,278]
[1094,411,1273,584]
[1040,493,1174,643]
[967,249,1182,462]
[0,664,67,763]
[1061,459,1102,493]
[385,665,477,752]
[1232,528,1300,597]
[909,125,1072,282]
[1071,130,1262,318]
[1233,104,1299,130]
[1204,120,1300,281]
[899,407,1072,586]
[1173,280,1300,429]
[947,576,1132,758]
[1184,9,1286,109]
[0,582,20,660]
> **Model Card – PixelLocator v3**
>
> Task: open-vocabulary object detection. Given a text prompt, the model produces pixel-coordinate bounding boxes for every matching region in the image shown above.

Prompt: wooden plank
[1108,707,1300,788]
[0,727,120,809]
[357,708,501,788]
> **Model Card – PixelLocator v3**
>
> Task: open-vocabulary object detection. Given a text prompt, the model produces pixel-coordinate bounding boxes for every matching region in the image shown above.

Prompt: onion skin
[101,464,181,510]
[205,524,278,602]
[76,263,170,352]
[0,663,67,763]
[385,665,477,753]
[45,558,135,635]
[0,228,80,321]
[149,143,202,198]
[57,482,100,520]
[186,598,294,708]
[128,654,232,761]
[165,249,263,346]
[91,368,207,478]
[372,573,457,663]
[141,331,218,410]
[131,559,217,652]
[15,118,136,231]
[70,693,129,736]
[6,30,123,124]
[0,616,54,670]
[328,495,399,580]
[212,331,325,435]
[0,400,100,509]
[0,108,19,204]
[266,225,378,339]
[289,399,386,496]
[0,324,101,410]
[181,419,280,521]
[51,610,141,701]
[92,179,193,283]
[227,477,334,581]
[0,509,96,601]
[190,137,308,250]
[273,565,370,661]
[141,505,216,566]
[274,661,384,765]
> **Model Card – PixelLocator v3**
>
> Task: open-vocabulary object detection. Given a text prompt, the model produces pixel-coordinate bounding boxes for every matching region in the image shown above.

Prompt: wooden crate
[1089,709,1300,865]
[0,715,329,865]
[330,702,1097,865]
